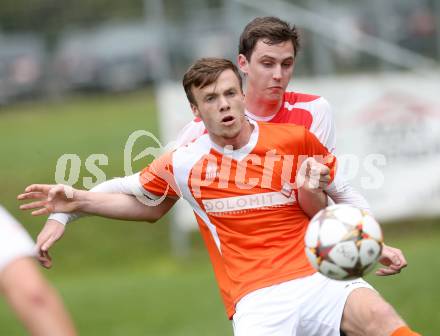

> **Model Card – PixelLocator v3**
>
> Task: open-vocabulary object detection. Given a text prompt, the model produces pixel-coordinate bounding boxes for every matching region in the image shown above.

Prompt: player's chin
[264,91,283,101]
[221,128,241,139]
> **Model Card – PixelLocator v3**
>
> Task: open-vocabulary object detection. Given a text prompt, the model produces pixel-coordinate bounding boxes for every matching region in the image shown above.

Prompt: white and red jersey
[176,92,336,153]
[0,205,36,272]
[139,120,337,318]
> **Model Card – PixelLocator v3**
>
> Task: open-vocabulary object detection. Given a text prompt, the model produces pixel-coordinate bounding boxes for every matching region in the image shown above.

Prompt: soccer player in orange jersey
[38,17,406,280]
[19,59,419,336]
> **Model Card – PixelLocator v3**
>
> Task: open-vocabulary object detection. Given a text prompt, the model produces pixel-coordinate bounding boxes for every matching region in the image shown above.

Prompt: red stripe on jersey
[271,108,313,130]
[284,91,320,103]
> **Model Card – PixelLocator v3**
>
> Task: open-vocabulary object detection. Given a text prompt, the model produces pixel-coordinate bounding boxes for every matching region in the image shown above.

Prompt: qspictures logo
[53,129,386,206]
[54,129,177,206]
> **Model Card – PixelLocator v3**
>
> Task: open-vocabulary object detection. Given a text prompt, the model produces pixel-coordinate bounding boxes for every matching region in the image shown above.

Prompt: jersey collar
[245,92,289,122]
[210,118,259,161]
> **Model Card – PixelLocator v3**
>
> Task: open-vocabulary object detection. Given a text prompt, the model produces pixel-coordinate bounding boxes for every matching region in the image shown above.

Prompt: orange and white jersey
[176,92,336,153]
[0,205,36,272]
[139,120,337,318]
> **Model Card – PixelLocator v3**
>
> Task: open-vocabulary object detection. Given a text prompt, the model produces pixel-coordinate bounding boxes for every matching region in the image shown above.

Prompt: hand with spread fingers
[17,184,79,268]
[18,184,80,216]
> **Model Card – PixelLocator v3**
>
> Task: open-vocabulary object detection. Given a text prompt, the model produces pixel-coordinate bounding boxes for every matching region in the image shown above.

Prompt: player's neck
[245,91,283,118]
[212,119,254,150]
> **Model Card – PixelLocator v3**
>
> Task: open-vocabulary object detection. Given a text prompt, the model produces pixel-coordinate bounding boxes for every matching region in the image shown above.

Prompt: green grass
[0,90,170,266]
[0,93,438,335]
[367,218,440,334]
[0,252,232,336]
[0,225,438,335]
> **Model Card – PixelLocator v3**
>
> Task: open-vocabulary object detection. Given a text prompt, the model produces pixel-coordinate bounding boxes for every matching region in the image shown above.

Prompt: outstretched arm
[18,184,176,221]
[49,173,174,225]
[18,183,177,268]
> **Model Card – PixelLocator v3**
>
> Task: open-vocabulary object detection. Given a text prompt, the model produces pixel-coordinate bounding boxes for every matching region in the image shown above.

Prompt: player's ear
[237,54,249,75]
[190,104,200,118]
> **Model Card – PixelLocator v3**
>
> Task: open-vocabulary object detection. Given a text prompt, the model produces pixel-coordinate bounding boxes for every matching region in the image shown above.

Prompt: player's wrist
[48,213,70,225]
[71,190,89,212]
[298,183,325,194]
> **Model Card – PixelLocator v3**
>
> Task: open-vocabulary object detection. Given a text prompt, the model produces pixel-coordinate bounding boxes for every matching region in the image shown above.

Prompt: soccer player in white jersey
[34,16,406,277]
[0,205,77,336]
[19,58,419,336]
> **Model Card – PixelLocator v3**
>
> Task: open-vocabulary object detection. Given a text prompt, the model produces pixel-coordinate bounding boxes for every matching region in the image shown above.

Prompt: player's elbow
[142,198,175,223]
[142,208,167,223]
[144,216,160,223]
[133,208,163,223]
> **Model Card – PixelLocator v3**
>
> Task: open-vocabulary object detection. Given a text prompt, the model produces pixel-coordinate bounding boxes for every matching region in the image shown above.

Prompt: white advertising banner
[292,71,440,220]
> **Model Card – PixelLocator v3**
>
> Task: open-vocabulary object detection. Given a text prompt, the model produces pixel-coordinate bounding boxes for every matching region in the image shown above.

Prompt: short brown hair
[182,58,242,106]
[239,16,300,61]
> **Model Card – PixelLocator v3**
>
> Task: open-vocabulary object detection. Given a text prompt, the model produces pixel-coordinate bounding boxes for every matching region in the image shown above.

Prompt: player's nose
[272,65,282,81]
[219,95,230,112]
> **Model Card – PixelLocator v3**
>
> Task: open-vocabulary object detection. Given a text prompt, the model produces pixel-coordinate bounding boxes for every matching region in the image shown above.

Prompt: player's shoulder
[258,119,305,130]
[284,91,320,103]
[284,91,332,110]
[257,120,307,139]
[256,121,312,153]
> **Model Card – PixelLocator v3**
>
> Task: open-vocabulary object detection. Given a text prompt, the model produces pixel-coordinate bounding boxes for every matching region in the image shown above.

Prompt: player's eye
[205,95,215,102]
[226,90,236,97]
[262,61,273,67]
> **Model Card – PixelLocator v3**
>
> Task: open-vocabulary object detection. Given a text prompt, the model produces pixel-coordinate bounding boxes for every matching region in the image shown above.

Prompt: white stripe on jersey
[172,135,223,253]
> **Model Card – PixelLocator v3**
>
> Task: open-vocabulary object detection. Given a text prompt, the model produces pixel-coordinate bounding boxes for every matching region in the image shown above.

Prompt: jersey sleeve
[139,151,180,200]
[309,97,336,153]
[49,173,142,225]
[303,128,337,185]
[302,128,372,212]
[0,206,36,273]
[325,178,372,213]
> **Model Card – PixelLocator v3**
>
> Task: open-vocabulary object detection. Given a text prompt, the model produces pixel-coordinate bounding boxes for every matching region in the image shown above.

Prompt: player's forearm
[49,178,125,224]
[326,176,371,213]
[49,173,150,225]
[298,188,327,218]
[75,190,170,222]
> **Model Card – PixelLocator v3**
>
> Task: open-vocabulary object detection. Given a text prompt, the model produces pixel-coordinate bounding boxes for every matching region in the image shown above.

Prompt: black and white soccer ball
[305,204,383,280]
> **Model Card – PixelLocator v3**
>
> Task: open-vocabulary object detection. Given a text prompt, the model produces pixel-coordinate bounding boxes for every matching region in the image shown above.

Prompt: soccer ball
[305,204,383,280]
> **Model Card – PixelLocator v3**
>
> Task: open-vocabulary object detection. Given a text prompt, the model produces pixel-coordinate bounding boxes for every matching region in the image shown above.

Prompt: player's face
[238,39,295,102]
[191,69,246,147]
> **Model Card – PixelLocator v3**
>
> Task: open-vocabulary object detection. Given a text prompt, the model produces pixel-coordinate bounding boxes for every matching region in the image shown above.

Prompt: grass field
[0,92,438,335]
